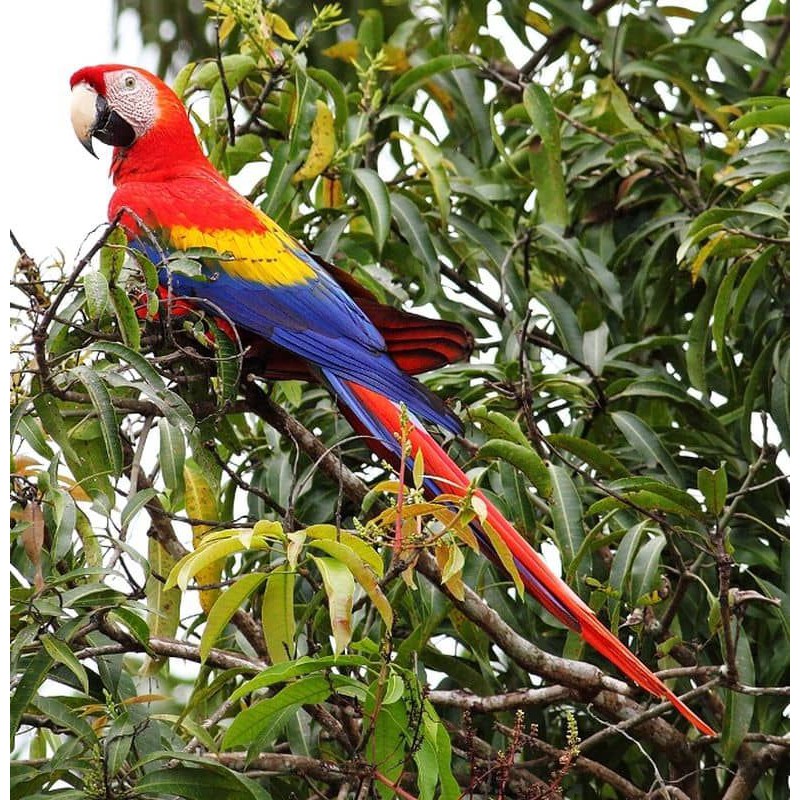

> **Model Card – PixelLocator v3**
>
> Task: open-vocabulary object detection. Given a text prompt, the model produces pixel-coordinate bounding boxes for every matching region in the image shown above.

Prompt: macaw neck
[111,121,208,185]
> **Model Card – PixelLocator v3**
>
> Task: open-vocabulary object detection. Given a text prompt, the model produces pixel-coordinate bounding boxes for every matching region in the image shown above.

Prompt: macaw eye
[123,73,137,90]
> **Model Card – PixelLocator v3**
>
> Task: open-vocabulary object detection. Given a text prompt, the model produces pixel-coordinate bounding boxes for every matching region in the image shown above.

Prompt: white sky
[6,2,150,266]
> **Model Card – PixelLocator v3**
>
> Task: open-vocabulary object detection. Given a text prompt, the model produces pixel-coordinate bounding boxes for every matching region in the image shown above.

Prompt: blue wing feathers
[135,237,461,433]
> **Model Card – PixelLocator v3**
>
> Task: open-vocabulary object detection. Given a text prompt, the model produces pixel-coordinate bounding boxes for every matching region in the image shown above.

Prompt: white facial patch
[104,69,158,138]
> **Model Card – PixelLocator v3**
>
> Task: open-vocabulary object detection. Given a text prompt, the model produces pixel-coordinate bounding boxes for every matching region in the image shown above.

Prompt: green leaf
[40,634,89,695]
[158,418,185,494]
[106,712,134,776]
[200,572,268,662]
[109,285,142,351]
[523,83,568,227]
[11,652,53,745]
[477,439,552,499]
[367,701,408,798]
[390,193,440,298]
[222,675,334,750]
[389,54,474,100]
[14,411,53,460]
[121,488,158,530]
[403,132,452,223]
[229,655,368,704]
[71,366,123,476]
[99,225,128,282]
[607,522,648,627]
[548,465,588,582]
[133,765,268,800]
[698,466,728,516]
[537,290,584,361]
[470,406,530,447]
[194,54,258,90]
[261,566,296,664]
[546,434,628,479]
[83,272,110,319]
[88,342,166,389]
[31,694,98,744]
[611,411,684,488]
[629,534,666,604]
[721,630,756,762]
[731,104,790,130]
[352,167,391,253]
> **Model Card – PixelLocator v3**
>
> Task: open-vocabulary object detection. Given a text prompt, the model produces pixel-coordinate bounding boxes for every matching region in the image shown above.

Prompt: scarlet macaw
[70,64,713,736]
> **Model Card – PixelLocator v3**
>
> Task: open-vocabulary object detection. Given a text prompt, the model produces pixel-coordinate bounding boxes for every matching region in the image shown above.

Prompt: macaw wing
[122,192,460,432]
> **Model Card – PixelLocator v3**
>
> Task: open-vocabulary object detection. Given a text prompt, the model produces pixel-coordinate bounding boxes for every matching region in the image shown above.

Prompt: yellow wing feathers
[168,220,316,286]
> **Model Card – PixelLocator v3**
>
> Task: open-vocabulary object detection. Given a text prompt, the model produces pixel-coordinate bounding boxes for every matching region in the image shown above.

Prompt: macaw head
[70,64,199,171]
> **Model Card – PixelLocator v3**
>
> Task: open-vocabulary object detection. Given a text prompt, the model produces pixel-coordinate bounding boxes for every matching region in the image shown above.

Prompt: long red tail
[337,380,713,736]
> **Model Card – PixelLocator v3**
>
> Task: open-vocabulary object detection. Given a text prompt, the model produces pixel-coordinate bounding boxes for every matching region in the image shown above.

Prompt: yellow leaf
[184,460,222,614]
[264,11,297,41]
[525,10,553,35]
[311,556,354,654]
[435,543,465,601]
[218,13,237,43]
[482,520,525,597]
[424,80,456,118]
[318,176,345,209]
[292,100,336,183]
[690,231,726,285]
[322,39,361,63]
[383,45,410,72]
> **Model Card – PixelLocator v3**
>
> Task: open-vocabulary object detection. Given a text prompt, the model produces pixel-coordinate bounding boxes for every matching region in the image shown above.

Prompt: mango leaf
[11,652,53,746]
[292,100,336,183]
[109,285,141,351]
[70,366,123,477]
[83,272,110,319]
[548,465,588,582]
[222,675,335,750]
[133,764,269,800]
[311,556,355,654]
[229,655,369,705]
[261,566,296,664]
[389,55,474,100]
[477,439,552,499]
[390,193,440,298]
[546,434,629,479]
[99,226,128,282]
[308,538,392,628]
[40,634,89,695]
[142,537,181,675]
[721,629,756,762]
[523,83,568,227]
[606,522,648,628]
[31,695,97,744]
[698,466,728,516]
[158,419,185,494]
[629,534,666,605]
[351,167,391,252]
[611,411,684,488]
[199,573,268,662]
[184,459,222,614]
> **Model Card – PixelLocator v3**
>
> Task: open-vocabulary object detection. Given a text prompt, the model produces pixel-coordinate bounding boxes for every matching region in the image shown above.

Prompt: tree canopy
[11,1,788,798]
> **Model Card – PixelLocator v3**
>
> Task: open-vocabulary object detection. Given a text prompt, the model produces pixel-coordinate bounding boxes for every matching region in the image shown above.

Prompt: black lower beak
[92,95,136,149]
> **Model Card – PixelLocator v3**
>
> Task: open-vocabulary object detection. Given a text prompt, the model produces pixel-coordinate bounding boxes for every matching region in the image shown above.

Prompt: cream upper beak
[70,82,99,157]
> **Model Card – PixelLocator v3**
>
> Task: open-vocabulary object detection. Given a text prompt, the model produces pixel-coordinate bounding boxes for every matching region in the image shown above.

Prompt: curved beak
[71,82,100,157]
[70,82,136,157]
